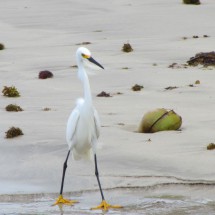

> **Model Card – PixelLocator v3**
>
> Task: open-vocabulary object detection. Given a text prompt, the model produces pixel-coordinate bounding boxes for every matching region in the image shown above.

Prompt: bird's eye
[82,54,90,59]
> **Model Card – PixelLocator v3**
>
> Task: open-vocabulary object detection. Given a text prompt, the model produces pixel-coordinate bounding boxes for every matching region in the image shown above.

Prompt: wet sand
[1,184,215,214]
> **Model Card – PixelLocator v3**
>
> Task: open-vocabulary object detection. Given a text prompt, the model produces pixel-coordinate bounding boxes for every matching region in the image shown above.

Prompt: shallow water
[1,184,215,215]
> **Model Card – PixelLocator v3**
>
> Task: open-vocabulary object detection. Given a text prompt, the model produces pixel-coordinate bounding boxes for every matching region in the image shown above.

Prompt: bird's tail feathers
[72,148,93,161]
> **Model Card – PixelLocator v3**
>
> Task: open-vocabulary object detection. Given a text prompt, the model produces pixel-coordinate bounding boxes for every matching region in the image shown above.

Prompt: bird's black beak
[88,57,104,69]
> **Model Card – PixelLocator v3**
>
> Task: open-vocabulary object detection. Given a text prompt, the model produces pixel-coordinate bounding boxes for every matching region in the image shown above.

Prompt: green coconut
[138,108,182,133]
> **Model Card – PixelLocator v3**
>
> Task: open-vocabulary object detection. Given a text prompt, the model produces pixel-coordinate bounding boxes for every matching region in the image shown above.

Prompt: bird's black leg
[91,154,122,210]
[53,149,78,206]
[94,154,105,200]
[60,150,71,195]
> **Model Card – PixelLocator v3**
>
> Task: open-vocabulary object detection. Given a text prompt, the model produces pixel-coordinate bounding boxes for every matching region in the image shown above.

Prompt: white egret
[53,47,122,210]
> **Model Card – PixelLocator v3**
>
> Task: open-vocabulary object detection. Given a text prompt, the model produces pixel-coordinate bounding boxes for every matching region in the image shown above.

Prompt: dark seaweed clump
[97,91,111,97]
[0,43,5,50]
[2,86,20,97]
[39,70,53,79]
[207,143,215,150]
[183,0,200,5]
[5,104,23,112]
[122,43,133,53]
[187,52,215,67]
[132,84,144,91]
[5,127,23,138]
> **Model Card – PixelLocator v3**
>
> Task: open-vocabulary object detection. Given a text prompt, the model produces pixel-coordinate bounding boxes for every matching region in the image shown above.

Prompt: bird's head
[76,47,104,69]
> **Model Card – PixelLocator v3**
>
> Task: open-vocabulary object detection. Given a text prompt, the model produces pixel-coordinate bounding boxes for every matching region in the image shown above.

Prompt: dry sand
[0,0,215,210]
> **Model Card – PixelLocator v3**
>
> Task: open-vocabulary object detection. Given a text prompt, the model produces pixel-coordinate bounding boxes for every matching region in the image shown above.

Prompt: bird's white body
[66,47,101,160]
[54,47,122,210]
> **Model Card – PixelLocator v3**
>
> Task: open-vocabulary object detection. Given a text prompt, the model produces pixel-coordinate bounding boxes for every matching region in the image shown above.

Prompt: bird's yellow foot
[52,195,78,206]
[91,200,122,211]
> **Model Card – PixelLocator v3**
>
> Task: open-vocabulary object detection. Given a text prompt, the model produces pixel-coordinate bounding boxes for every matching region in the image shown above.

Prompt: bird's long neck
[78,64,92,105]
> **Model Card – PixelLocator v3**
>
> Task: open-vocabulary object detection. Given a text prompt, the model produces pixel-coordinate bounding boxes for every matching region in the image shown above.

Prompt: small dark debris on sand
[39,70,53,79]
[182,35,209,40]
[168,63,188,69]
[187,52,215,67]
[188,84,194,87]
[5,127,23,138]
[111,92,123,96]
[193,35,199,39]
[165,86,178,90]
[207,143,215,150]
[42,107,51,111]
[117,123,125,126]
[132,84,144,91]
[97,91,111,97]
[76,42,91,45]
[122,43,133,53]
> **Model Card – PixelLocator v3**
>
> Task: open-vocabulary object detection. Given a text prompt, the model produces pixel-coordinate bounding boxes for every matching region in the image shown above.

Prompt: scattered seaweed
[5,104,23,112]
[2,86,20,97]
[39,70,53,79]
[207,143,215,150]
[187,52,215,67]
[97,91,111,97]
[182,35,209,40]
[183,0,201,5]
[122,43,133,53]
[132,84,144,91]
[5,127,23,138]
[0,43,5,50]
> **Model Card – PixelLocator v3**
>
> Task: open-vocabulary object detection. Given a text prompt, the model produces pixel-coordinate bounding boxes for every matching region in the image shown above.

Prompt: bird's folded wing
[66,108,80,147]
[94,109,101,138]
